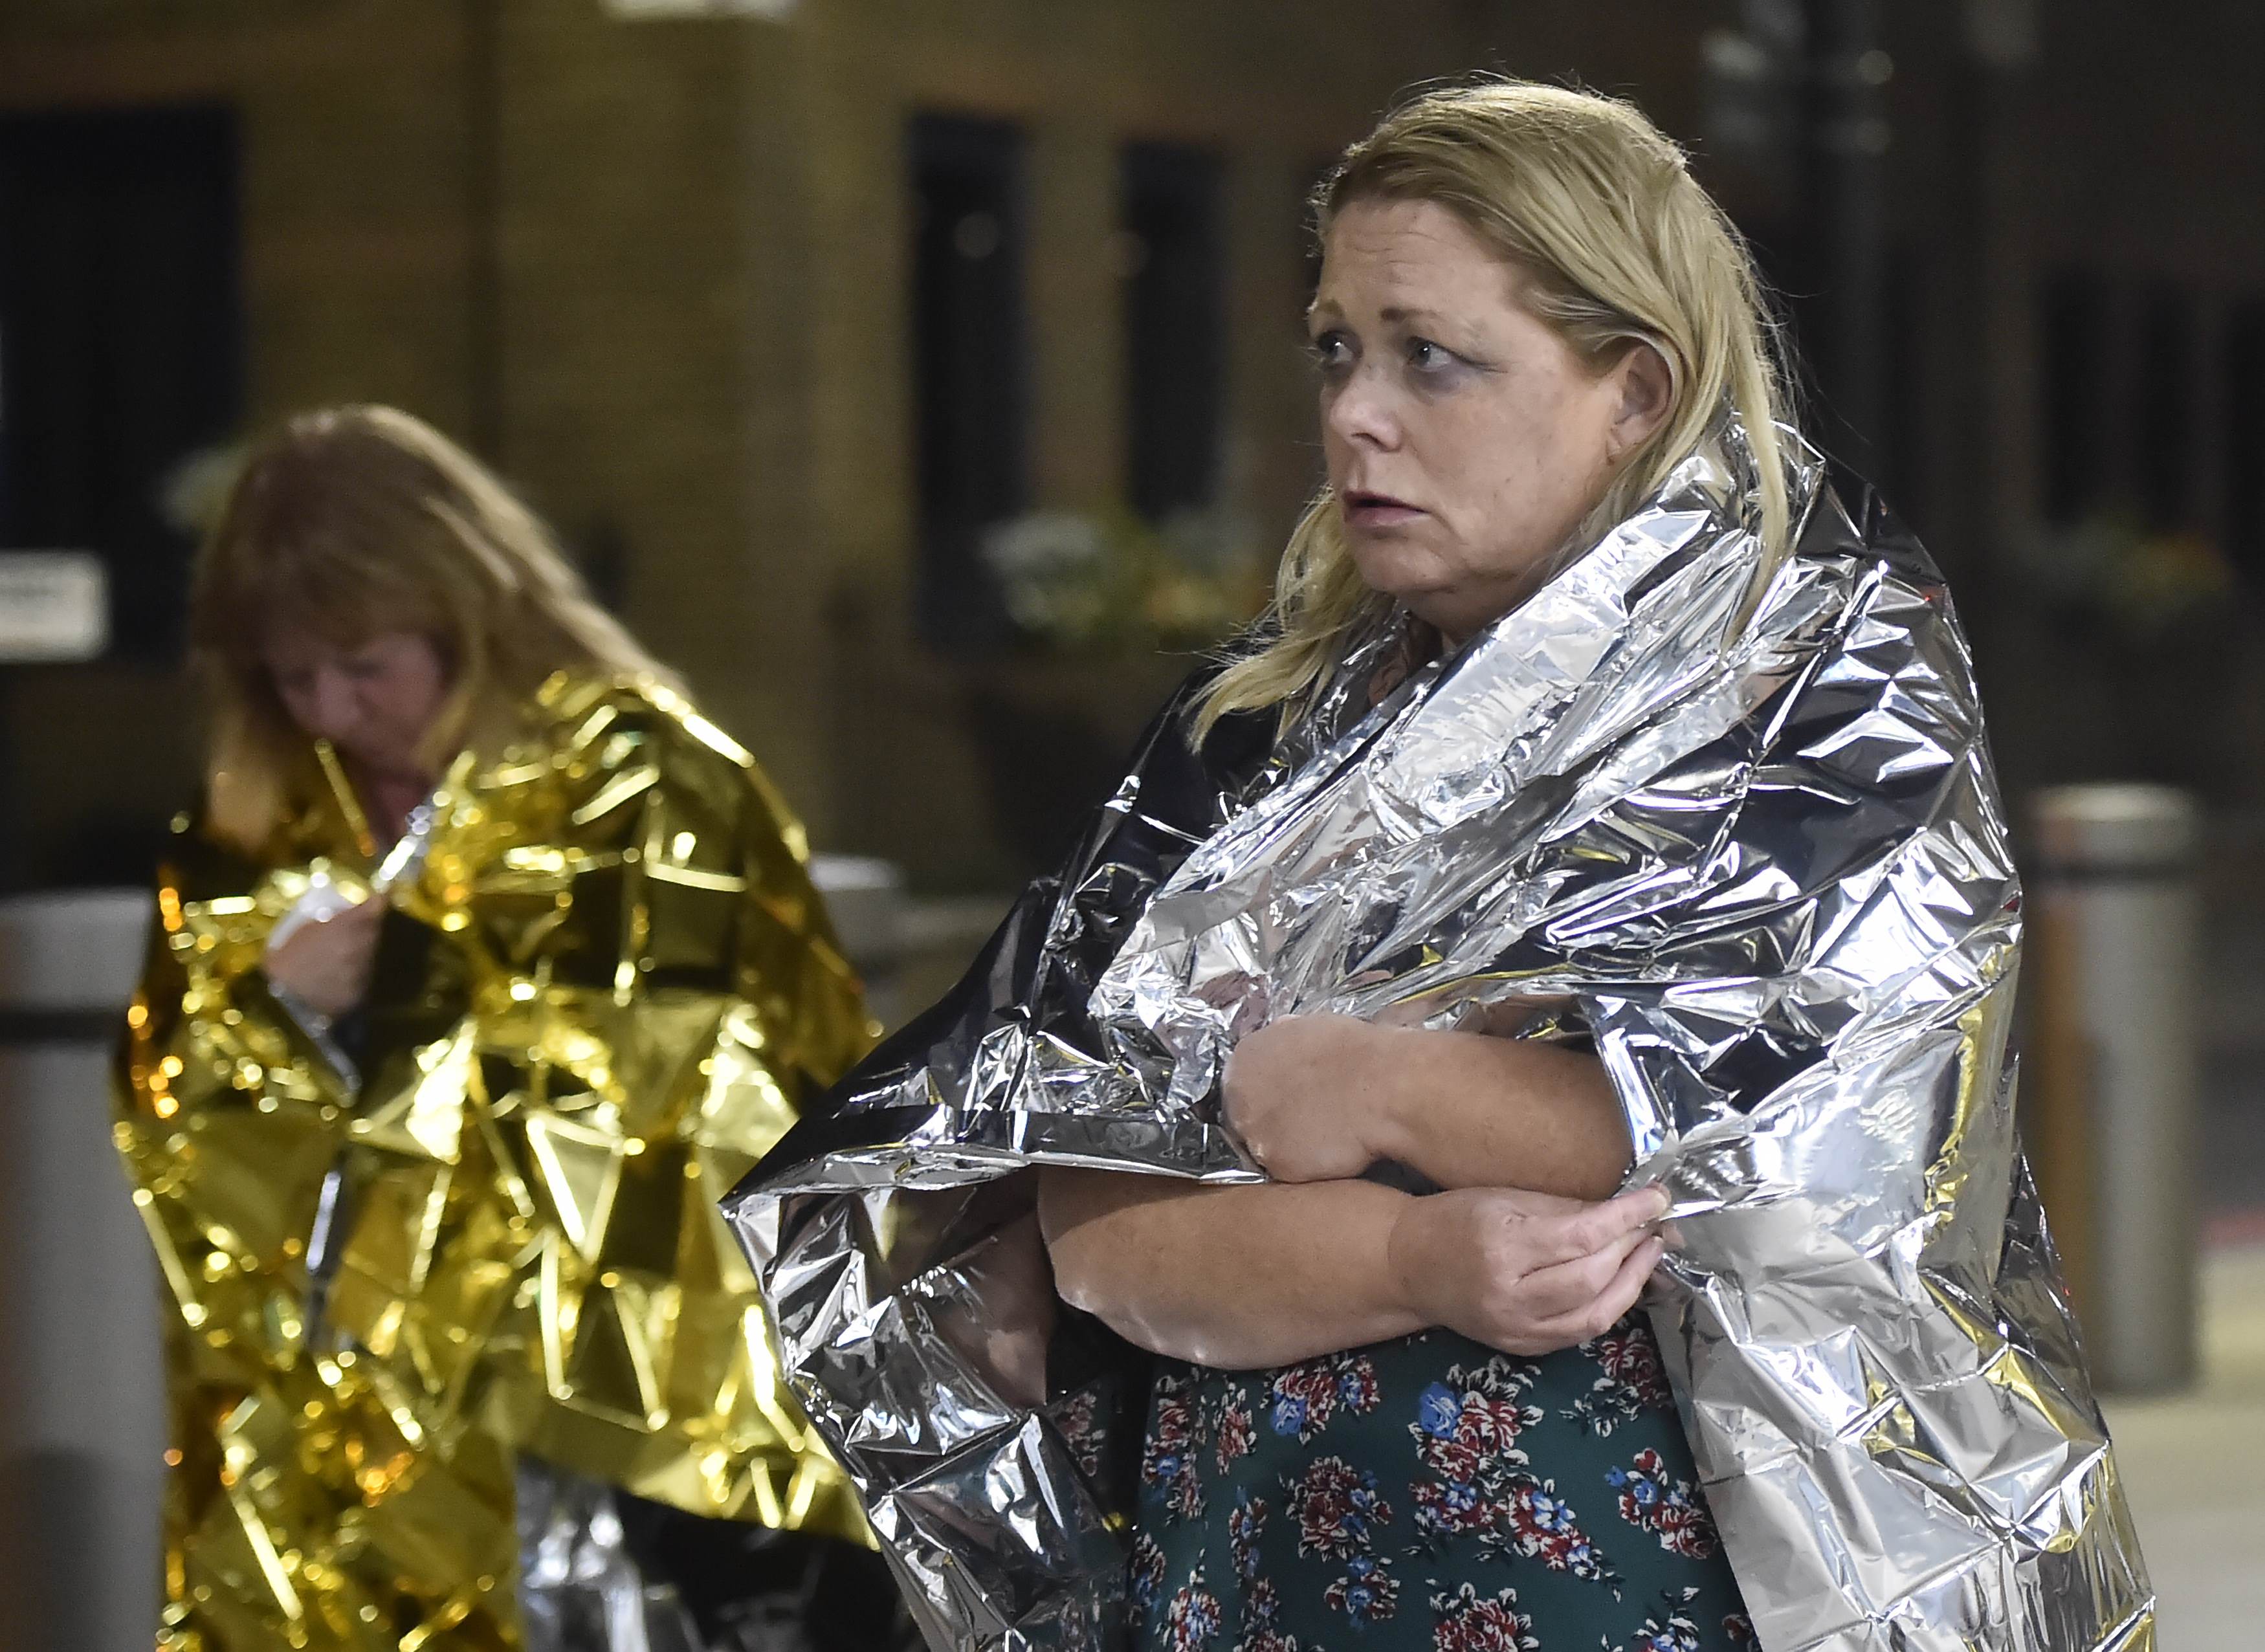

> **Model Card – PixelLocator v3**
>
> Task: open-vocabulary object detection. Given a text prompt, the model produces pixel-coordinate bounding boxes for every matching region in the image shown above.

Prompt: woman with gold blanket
[115,405,896,1651]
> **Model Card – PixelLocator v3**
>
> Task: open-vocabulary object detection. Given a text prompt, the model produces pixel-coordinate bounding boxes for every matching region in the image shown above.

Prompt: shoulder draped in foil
[115,669,875,1649]
[725,421,2155,1652]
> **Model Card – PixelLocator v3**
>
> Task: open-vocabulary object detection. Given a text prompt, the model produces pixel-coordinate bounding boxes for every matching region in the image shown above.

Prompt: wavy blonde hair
[1197,79,1794,739]
[191,404,676,854]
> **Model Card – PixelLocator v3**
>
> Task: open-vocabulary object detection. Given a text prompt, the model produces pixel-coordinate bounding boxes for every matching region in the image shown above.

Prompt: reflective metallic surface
[520,1457,708,1652]
[728,423,2154,1652]
[518,1455,915,1652]
[116,670,874,1649]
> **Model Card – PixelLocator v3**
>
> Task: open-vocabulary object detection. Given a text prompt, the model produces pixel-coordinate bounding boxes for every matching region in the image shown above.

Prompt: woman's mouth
[1343,489,1426,528]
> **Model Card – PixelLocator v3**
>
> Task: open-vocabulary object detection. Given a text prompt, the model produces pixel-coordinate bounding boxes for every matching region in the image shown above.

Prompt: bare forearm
[1037,1168,1424,1369]
[1230,1016,1635,1198]
[1369,1028,1632,1198]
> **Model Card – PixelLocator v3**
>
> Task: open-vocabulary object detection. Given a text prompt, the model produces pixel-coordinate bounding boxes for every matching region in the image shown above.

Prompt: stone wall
[6,0,2257,887]
[0,0,1727,886]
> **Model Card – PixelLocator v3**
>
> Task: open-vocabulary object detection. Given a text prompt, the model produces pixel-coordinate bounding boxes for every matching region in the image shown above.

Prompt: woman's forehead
[1316,200,1521,316]
[260,619,411,670]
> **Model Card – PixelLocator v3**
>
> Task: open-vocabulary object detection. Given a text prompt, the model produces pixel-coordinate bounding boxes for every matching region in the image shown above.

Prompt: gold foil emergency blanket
[727,423,2155,1652]
[116,671,873,1650]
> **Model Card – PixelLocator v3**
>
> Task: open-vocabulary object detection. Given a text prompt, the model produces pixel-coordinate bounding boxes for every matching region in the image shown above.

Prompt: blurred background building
[3,0,2259,896]
[0,0,2260,1639]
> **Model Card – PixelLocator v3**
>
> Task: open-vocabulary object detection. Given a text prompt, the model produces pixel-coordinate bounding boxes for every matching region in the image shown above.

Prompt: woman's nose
[1325,366,1400,450]
[304,669,362,742]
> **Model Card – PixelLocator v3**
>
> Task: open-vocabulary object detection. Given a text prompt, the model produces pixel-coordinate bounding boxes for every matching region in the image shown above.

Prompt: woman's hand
[1222,1013,1400,1182]
[1387,1184,1668,1357]
[264,898,384,1020]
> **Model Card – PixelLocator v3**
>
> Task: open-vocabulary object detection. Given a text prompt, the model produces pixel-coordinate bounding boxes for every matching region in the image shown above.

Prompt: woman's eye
[1406,338,1458,374]
[1309,333,1351,373]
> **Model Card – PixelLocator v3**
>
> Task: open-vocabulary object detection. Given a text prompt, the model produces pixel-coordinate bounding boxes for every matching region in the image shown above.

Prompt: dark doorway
[2227,298,2265,585]
[1121,143,1223,525]
[909,113,1028,656]
[2135,283,2194,532]
[0,106,244,661]
[2038,269,2110,527]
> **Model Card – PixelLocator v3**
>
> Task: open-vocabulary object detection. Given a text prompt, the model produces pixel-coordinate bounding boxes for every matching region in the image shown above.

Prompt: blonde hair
[1197,78,1794,738]
[191,404,676,853]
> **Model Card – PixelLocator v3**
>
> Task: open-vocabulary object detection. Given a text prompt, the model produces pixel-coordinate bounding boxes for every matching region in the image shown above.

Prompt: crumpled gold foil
[115,670,875,1650]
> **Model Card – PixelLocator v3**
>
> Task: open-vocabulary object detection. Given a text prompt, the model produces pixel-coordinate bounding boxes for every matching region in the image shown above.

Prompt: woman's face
[1310,197,1670,644]
[265,628,450,780]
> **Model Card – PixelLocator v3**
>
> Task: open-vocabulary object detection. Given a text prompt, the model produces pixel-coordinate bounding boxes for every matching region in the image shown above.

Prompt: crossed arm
[1037,1015,1668,1371]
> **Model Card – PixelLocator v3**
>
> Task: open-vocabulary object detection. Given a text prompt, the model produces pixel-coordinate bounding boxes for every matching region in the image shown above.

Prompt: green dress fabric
[1129,1316,1755,1651]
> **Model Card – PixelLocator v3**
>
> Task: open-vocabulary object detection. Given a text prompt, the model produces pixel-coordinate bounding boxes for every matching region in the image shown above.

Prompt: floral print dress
[1130,1316,1754,1652]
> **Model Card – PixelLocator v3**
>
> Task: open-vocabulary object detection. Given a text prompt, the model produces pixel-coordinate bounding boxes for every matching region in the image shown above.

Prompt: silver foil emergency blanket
[726,419,2155,1652]
[518,1459,711,1652]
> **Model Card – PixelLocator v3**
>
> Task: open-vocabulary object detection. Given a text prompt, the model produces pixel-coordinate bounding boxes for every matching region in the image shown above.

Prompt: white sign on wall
[0,552,107,663]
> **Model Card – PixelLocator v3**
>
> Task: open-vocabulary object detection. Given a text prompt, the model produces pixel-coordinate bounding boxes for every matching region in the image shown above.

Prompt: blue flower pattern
[1133,1316,1749,1649]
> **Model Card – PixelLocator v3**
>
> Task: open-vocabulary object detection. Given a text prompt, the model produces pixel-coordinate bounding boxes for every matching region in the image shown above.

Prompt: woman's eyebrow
[1382,305,1497,356]
[1306,300,1488,355]
[1307,302,1450,327]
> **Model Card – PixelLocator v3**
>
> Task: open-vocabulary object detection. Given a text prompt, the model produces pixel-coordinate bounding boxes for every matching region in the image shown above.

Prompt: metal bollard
[0,889,167,1651]
[812,853,909,1030]
[2025,785,2201,1393]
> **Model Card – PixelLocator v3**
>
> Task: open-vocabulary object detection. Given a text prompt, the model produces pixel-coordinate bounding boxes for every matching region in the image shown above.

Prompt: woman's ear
[1607,341,1675,461]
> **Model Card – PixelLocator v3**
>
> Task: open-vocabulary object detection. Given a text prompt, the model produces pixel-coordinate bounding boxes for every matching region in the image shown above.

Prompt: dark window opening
[910,113,1028,655]
[1879,244,1926,531]
[2226,298,2265,582]
[2038,269,2108,527]
[1122,143,1223,524]
[0,105,244,661]
[2135,283,2193,531]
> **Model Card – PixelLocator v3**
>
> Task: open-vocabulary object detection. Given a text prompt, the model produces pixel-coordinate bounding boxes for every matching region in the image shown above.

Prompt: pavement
[2102,1239,2265,1647]
[2101,807,2265,1646]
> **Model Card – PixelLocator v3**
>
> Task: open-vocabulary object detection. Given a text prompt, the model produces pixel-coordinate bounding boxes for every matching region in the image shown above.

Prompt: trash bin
[0,889,166,1651]
[2026,785,2201,1393]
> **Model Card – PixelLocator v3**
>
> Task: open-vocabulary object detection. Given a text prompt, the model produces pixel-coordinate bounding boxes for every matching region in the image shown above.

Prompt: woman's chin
[1347,542,1451,606]
[337,743,424,785]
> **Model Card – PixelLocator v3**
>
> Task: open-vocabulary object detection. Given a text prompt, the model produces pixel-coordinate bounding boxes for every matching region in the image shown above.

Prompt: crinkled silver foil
[519,1458,865,1652]
[725,419,2154,1652]
[518,1457,711,1652]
